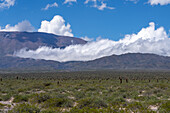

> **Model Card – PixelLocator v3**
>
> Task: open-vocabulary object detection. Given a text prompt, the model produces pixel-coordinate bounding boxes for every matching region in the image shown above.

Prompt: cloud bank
[38,15,73,37]
[14,22,170,62]
[0,0,15,9]
[148,0,170,5]
[0,20,34,32]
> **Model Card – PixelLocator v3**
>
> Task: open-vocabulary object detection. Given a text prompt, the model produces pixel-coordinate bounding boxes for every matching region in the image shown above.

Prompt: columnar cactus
[126,78,128,83]
[119,77,122,84]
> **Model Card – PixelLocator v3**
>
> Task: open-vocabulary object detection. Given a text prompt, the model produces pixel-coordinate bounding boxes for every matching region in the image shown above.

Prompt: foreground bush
[159,101,170,112]
[42,98,73,108]
[32,93,51,103]
[78,97,108,108]
[13,94,29,103]
[9,103,40,113]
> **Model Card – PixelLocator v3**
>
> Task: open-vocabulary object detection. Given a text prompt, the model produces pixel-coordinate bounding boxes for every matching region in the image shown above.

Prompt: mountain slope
[71,53,170,70]
[0,53,169,72]
[0,32,169,72]
[0,32,87,56]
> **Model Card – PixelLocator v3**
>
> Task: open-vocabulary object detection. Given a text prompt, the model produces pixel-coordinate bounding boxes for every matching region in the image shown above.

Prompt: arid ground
[0,71,169,113]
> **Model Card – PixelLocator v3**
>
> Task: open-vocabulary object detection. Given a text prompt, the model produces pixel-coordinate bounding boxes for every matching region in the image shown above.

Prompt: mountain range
[0,32,86,57]
[0,32,169,72]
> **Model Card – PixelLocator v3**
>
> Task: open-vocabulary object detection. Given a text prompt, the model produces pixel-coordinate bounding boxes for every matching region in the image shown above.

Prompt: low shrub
[1,94,12,101]
[127,102,148,112]
[78,97,108,108]
[43,98,73,108]
[0,103,6,109]
[159,101,170,112]
[43,82,52,87]
[14,94,29,103]
[9,103,40,113]
[41,109,60,113]
[33,93,51,103]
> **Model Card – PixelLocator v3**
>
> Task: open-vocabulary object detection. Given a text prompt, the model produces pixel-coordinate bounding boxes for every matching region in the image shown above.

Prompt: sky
[0,0,170,62]
[0,0,170,40]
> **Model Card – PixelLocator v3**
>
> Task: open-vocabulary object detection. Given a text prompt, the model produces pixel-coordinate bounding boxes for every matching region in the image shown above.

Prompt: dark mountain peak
[0,31,87,56]
[0,31,86,43]
[80,53,170,70]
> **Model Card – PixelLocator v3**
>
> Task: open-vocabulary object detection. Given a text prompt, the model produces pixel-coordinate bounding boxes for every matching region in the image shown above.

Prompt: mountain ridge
[0,31,87,56]
[0,53,169,72]
[0,32,169,72]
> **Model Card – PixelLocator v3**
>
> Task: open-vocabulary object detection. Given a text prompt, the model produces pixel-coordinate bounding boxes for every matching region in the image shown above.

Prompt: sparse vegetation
[0,71,169,112]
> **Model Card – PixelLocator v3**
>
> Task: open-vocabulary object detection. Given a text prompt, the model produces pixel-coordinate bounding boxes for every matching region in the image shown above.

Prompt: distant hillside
[0,32,87,56]
[0,32,169,72]
[0,53,169,72]
[70,53,170,70]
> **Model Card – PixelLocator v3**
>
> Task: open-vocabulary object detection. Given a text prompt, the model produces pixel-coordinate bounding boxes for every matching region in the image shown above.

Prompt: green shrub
[159,101,170,112]
[127,102,148,112]
[55,93,67,99]
[14,95,29,103]
[0,103,6,109]
[17,88,26,93]
[86,87,96,91]
[9,103,40,113]
[33,93,51,103]
[1,94,11,101]
[43,82,52,87]
[110,97,126,106]
[134,96,147,101]
[156,93,163,97]
[70,106,120,113]
[43,98,73,108]
[78,97,107,108]
[74,91,85,100]
[40,109,60,113]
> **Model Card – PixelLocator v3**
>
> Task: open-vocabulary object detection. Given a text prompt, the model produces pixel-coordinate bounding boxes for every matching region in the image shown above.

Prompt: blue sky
[0,0,169,41]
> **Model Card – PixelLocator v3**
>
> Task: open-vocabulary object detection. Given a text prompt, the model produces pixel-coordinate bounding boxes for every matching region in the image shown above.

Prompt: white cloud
[14,22,170,62]
[126,0,139,4]
[0,0,15,9]
[64,0,77,4]
[81,36,94,41]
[42,2,58,10]
[84,0,96,4]
[94,2,115,10]
[38,15,73,37]
[84,0,114,10]
[148,0,170,5]
[0,20,34,32]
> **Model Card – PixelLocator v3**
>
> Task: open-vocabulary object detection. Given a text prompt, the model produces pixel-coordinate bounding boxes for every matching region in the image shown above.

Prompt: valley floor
[0,71,169,113]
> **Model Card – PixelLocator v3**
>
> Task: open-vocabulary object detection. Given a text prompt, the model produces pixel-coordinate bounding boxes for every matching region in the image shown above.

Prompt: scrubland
[0,71,169,113]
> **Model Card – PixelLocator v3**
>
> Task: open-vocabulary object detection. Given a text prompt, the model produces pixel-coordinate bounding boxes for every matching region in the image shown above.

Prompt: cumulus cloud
[38,15,73,37]
[0,0,15,9]
[64,0,77,4]
[14,22,170,62]
[0,20,34,32]
[148,0,170,5]
[42,2,58,10]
